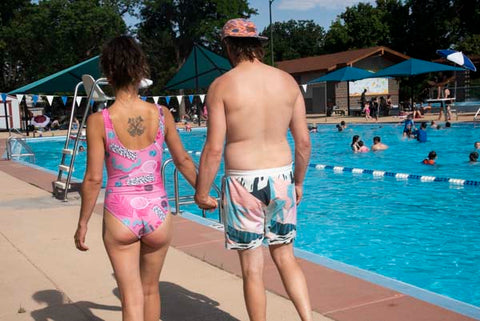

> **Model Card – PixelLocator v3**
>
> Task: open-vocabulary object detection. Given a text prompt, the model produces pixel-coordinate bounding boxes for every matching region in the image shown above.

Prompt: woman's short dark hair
[223,37,265,63]
[100,36,149,90]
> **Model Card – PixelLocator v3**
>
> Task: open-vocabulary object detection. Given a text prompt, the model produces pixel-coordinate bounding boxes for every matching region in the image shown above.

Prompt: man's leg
[237,247,266,321]
[269,243,312,321]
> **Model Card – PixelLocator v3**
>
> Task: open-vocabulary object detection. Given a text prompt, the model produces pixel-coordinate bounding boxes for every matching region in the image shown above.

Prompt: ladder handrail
[5,136,35,162]
[61,77,109,201]
[161,158,222,222]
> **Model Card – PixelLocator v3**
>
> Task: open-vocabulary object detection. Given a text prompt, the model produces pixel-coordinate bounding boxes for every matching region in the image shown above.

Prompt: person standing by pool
[364,101,372,121]
[73,36,215,321]
[194,18,313,321]
[360,88,367,110]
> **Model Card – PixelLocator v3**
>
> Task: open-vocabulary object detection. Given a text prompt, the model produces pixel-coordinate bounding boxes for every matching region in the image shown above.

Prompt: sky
[250,0,375,31]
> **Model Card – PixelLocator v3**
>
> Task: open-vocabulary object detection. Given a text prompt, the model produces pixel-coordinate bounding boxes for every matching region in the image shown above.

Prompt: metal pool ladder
[5,129,35,162]
[161,158,223,222]
[53,75,110,201]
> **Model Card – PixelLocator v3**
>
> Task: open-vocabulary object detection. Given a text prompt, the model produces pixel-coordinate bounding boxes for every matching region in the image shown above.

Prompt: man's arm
[194,79,226,209]
[289,89,311,204]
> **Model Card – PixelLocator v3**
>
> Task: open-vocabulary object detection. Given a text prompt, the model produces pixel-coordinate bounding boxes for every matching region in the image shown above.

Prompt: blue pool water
[22,123,480,307]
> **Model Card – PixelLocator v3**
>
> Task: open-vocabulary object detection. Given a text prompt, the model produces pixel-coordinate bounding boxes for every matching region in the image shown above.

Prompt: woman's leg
[103,211,143,321]
[269,243,312,321]
[140,213,173,321]
[238,247,266,321]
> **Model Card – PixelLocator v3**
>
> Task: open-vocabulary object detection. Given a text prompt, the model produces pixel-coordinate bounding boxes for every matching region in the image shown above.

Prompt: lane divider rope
[310,164,480,186]
[164,148,479,187]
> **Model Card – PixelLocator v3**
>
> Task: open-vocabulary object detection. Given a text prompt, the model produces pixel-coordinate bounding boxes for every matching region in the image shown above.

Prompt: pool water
[22,123,480,307]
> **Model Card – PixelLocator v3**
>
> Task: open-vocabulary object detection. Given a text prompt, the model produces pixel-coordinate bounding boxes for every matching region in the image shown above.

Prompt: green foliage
[137,0,256,93]
[261,20,325,63]
[456,35,480,54]
[324,3,389,52]
[1,0,127,92]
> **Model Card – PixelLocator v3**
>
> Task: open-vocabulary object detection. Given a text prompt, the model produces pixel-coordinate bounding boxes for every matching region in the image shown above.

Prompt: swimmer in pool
[423,151,437,165]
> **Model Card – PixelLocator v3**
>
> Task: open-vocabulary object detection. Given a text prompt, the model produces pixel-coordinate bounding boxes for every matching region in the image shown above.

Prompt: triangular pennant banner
[165,96,171,105]
[32,95,39,105]
[76,96,83,106]
[199,94,206,103]
[176,95,183,105]
[302,84,308,92]
[16,94,24,102]
[152,96,159,104]
[46,95,54,106]
[61,96,68,106]
[140,96,147,101]
[1,93,7,102]
[188,95,194,104]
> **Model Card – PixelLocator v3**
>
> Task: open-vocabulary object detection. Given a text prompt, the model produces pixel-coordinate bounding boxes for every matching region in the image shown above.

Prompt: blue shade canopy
[9,56,101,94]
[308,66,374,83]
[436,49,477,72]
[374,58,463,77]
[164,44,232,90]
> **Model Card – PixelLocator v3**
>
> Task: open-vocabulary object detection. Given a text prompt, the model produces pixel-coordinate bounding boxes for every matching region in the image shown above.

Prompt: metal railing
[5,136,35,162]
[161,158,222,222]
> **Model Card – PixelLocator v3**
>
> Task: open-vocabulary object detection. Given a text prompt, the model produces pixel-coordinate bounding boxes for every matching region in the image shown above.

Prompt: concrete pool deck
[1,128,479,320]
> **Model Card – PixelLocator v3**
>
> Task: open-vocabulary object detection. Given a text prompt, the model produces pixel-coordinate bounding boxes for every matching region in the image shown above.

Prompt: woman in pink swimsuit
[74,36,216,320]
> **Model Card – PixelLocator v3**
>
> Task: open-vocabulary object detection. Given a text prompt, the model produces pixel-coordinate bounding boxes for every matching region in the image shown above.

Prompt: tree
[1,0,127,92]
[404,0,456,60]
[375,0,409,54]
[261,20,325,63]
[137,0,256,93]
[324,2,389,53]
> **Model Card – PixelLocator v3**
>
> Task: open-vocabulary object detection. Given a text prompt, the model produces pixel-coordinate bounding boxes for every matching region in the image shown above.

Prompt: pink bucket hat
[221,18,268,41]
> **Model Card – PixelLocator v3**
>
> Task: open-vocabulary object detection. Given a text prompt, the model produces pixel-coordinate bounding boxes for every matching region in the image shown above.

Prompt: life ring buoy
[70,134,87,141]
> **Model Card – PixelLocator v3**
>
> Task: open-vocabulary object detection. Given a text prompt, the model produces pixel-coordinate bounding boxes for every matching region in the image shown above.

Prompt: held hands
[194,193,218,210]
[74,224,89,251]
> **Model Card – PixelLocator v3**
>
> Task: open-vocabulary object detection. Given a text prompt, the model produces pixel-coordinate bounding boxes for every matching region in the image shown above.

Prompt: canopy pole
[347,81,351,116]
[194,46,201,126]
[3,99,9,131]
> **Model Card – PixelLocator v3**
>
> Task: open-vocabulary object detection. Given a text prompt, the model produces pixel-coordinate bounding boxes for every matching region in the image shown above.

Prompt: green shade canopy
[374,58,463,77]
[9,56,101,95]
[164,45,232,90]
[308,66,374,83]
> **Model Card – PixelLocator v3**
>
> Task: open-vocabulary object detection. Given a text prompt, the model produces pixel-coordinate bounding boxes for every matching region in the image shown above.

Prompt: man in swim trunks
[194,18,312,321]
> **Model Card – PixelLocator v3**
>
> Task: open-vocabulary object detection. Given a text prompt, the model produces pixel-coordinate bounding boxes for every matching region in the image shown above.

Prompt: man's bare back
[207,59,306,170]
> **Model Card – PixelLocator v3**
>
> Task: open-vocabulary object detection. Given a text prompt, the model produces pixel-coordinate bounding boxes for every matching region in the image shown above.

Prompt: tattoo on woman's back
[127,116,145,136]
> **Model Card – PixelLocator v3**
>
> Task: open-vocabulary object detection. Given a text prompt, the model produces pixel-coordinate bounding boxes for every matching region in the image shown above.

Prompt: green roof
[9,56,101,95]
[165,45,231,90]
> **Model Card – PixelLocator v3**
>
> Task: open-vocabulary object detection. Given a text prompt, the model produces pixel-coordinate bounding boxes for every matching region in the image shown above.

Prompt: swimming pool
[21,123,480,309]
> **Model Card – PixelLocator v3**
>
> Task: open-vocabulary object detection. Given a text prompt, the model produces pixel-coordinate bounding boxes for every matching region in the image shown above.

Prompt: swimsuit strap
[102,108,114,130]
[102,109,115,144]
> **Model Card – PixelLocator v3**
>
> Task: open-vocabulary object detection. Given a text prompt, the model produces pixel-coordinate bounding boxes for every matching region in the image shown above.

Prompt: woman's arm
[162,106,198,188]
[74,113,105,251]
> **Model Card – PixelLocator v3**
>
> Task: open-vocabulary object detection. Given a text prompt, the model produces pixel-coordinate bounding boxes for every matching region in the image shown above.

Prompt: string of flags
[0,93,208,107]
[2,84,310,107]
